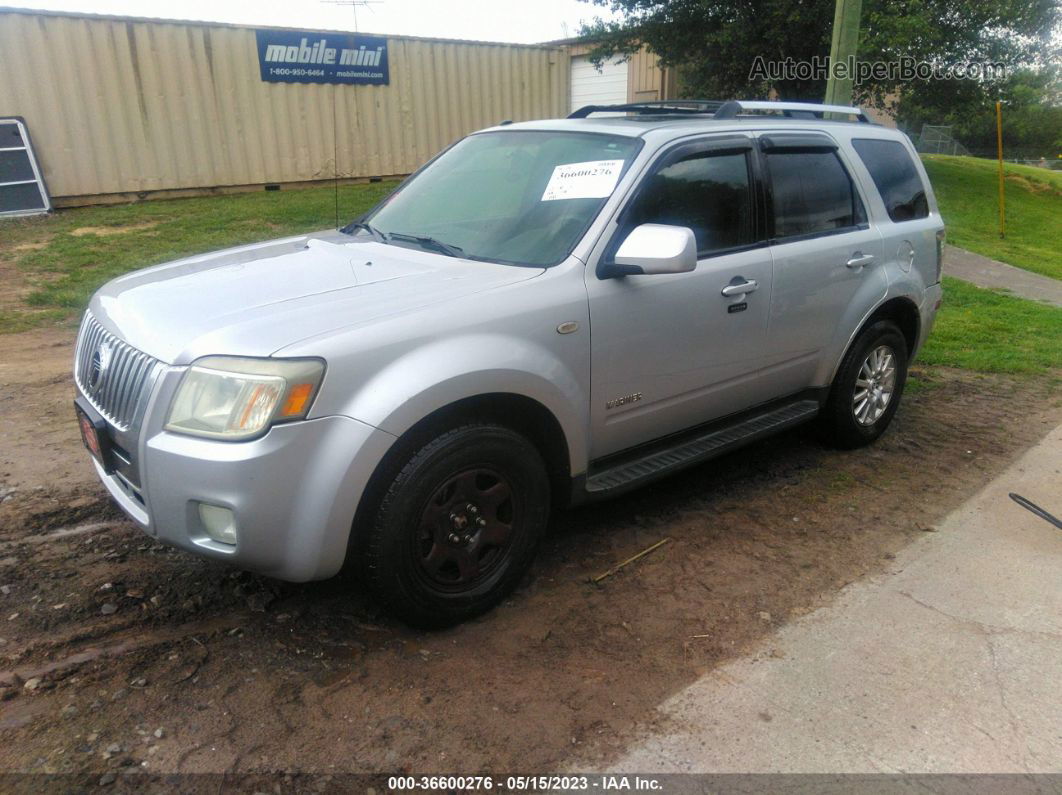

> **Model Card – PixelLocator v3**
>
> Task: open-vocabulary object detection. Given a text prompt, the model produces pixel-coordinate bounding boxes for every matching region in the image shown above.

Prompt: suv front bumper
[90,413,396,582]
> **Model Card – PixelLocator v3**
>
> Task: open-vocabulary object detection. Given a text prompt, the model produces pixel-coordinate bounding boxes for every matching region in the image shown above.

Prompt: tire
[819,320,908,449]
[360,423,551,628]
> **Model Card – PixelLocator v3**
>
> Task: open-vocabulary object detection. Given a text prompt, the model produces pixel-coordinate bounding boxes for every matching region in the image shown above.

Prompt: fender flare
[825,291,922,387]
[335,333,589,475]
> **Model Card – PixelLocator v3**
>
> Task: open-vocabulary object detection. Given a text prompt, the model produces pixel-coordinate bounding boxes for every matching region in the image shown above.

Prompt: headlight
[165,356,325,440]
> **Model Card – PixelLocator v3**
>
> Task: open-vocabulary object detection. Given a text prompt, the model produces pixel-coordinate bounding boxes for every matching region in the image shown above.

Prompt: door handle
[846,253,875,269]
[721,279,759,297]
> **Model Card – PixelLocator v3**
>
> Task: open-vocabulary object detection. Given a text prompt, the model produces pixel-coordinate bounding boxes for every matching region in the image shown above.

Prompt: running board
[585,400,820,494]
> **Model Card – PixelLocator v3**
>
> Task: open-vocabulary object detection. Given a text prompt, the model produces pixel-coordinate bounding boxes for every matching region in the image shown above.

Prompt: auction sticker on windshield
[541,159,625,201]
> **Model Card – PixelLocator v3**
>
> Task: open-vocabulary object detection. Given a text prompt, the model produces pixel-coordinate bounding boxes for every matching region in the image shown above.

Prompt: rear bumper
[91,414,396,581]
[912,281,943,361]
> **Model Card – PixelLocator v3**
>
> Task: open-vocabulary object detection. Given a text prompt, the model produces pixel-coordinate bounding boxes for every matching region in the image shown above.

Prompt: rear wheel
[820,320,908,449]
[361,423,550,628]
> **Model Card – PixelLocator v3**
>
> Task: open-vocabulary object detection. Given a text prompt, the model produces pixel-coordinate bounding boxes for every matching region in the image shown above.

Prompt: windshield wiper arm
[342,221,389,244]
[388,232,465,258]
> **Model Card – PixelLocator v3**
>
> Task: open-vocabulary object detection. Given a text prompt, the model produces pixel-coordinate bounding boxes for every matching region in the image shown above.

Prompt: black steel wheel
[414,467,519,592]
[360,423,550,628]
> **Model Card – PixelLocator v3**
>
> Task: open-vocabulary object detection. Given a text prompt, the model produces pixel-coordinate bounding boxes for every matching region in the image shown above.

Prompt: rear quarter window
[851,138,929,222]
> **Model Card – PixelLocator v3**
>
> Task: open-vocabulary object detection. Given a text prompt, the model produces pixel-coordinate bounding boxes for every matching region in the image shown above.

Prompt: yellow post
[996,100,1006,239]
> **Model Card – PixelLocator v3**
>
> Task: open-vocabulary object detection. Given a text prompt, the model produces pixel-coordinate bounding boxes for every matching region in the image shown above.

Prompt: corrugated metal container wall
[628,49,671,103]
[0,10,570,203]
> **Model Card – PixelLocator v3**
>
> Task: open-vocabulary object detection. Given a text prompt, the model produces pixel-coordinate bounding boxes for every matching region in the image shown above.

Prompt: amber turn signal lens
[279,383,315,417]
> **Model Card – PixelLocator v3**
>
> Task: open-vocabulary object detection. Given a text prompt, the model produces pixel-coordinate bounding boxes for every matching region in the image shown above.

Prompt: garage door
[570,55,629,114]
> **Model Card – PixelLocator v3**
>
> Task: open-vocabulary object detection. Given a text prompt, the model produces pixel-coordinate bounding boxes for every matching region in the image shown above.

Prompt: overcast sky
[6,0,616,43]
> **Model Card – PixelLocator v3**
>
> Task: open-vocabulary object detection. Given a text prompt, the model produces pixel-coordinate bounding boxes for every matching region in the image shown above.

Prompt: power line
[319,0,383,33]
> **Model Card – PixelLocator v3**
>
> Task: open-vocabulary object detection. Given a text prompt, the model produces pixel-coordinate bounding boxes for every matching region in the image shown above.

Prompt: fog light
[198,503,237,546]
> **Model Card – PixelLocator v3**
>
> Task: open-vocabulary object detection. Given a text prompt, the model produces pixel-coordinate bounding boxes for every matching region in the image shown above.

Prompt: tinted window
[851,138,929,222]
[626,151,755,253]
[766,151,865,238]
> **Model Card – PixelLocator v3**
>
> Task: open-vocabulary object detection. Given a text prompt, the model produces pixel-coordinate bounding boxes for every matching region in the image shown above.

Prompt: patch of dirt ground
[0,242,70,331]
[0,325,1059,784]
[70,222,159,238]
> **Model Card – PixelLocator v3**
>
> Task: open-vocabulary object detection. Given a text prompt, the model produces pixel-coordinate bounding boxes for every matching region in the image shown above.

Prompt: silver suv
[73,100,944,626]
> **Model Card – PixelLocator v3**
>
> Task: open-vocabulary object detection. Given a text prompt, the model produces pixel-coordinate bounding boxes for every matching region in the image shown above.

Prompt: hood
[90,231,544,364]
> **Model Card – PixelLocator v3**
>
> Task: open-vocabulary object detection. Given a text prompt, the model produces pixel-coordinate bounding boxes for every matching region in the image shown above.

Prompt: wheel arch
[864,296,921,356]
[827,295,921,388]
[393,392,573,499]
[346,392,575,562]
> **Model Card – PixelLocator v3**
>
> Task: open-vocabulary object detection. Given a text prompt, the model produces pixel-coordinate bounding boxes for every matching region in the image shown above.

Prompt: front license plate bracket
[74,396,115,475]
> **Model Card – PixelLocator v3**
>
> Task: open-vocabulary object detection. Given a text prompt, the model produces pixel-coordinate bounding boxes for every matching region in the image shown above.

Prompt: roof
[485,116,906,142]
[480,100,907,143]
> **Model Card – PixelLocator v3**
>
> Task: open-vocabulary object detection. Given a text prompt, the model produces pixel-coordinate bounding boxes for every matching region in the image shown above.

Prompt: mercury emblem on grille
[88,341,113,392]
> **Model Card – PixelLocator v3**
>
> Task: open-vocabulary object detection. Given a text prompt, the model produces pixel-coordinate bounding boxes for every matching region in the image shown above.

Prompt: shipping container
[0,9,571,205]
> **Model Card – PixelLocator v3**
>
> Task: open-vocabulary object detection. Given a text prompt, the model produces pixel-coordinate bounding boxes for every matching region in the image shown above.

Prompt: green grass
[0,181,397,332]
[923,155,1062,281]
[918,276,1062,373]
[1,162,1058,379]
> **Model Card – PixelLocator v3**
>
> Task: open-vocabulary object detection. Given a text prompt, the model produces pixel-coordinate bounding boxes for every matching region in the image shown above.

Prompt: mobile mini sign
[255,29,389,85]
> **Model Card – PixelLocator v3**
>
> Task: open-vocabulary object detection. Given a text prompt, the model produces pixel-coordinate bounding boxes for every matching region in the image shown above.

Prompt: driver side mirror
[602,224,698,278]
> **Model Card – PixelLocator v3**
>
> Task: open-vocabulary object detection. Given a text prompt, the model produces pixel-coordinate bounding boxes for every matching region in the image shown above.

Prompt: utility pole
[824,0,863,106]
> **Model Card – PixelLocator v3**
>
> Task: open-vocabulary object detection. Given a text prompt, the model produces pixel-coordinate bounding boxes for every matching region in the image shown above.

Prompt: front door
[585,135,776,459]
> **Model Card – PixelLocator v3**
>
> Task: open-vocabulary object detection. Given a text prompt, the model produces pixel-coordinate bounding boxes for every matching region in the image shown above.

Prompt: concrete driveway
[945,245,1062,307]
[605,423,1062,773]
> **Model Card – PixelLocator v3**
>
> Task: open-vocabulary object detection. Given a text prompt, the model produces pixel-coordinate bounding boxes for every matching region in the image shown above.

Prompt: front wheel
[360,423,551,628]
[819,320,908,449]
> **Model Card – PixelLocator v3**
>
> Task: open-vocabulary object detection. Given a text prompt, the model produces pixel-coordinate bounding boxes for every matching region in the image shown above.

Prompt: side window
[766,150,866,239]
[625,150,755,254]
[851,138,929,222]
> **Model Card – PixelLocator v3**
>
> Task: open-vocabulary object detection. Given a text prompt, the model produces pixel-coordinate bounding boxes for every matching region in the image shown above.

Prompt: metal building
[0,8,579,206]
[562,40,677,113]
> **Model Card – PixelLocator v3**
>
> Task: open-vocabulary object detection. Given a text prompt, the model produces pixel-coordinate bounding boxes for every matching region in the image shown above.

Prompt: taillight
[935,229,946,283]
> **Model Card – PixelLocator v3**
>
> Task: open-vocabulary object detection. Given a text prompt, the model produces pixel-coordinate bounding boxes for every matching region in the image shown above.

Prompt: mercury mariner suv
[74,100,944,627]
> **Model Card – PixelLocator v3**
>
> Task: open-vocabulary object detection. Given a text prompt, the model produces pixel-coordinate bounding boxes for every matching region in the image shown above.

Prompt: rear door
[755,133,886,394]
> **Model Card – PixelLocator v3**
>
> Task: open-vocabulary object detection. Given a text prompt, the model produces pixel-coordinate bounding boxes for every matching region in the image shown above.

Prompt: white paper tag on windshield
[541,159,625,201]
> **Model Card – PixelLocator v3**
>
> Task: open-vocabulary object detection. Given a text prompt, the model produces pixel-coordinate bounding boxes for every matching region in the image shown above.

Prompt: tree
[898,68,1062,159]
[578,0,1061,104]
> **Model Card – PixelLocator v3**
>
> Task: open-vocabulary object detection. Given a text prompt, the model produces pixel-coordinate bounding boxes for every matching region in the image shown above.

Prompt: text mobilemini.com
[748,54,1009,84]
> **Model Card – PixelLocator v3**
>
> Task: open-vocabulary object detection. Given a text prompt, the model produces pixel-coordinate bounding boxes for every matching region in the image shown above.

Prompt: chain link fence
[911,125,971,156]
[908,123,1059,168]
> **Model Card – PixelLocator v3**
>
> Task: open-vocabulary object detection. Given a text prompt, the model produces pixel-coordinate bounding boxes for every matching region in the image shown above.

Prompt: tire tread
[360,423,549,628]
[819,320,908,449]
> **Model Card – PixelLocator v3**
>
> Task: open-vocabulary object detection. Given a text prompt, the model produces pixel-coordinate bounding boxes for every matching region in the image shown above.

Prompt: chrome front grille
[75,313,162,431]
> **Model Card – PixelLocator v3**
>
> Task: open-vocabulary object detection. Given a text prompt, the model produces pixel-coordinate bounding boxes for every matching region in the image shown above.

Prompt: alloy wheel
[853,344,897,426]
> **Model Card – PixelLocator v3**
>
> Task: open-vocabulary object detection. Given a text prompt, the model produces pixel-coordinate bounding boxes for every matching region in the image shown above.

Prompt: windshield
[358,130,642,266]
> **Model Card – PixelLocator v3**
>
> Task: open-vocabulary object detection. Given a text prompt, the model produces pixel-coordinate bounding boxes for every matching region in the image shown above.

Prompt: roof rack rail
[567,99,874,124]
[568,99,724,119]
[713,100,872,123]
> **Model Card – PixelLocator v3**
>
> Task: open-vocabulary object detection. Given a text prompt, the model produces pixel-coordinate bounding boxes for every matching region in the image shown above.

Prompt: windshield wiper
[342,221,389,244]
[388,232,465,259]
[343,223,464,259]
